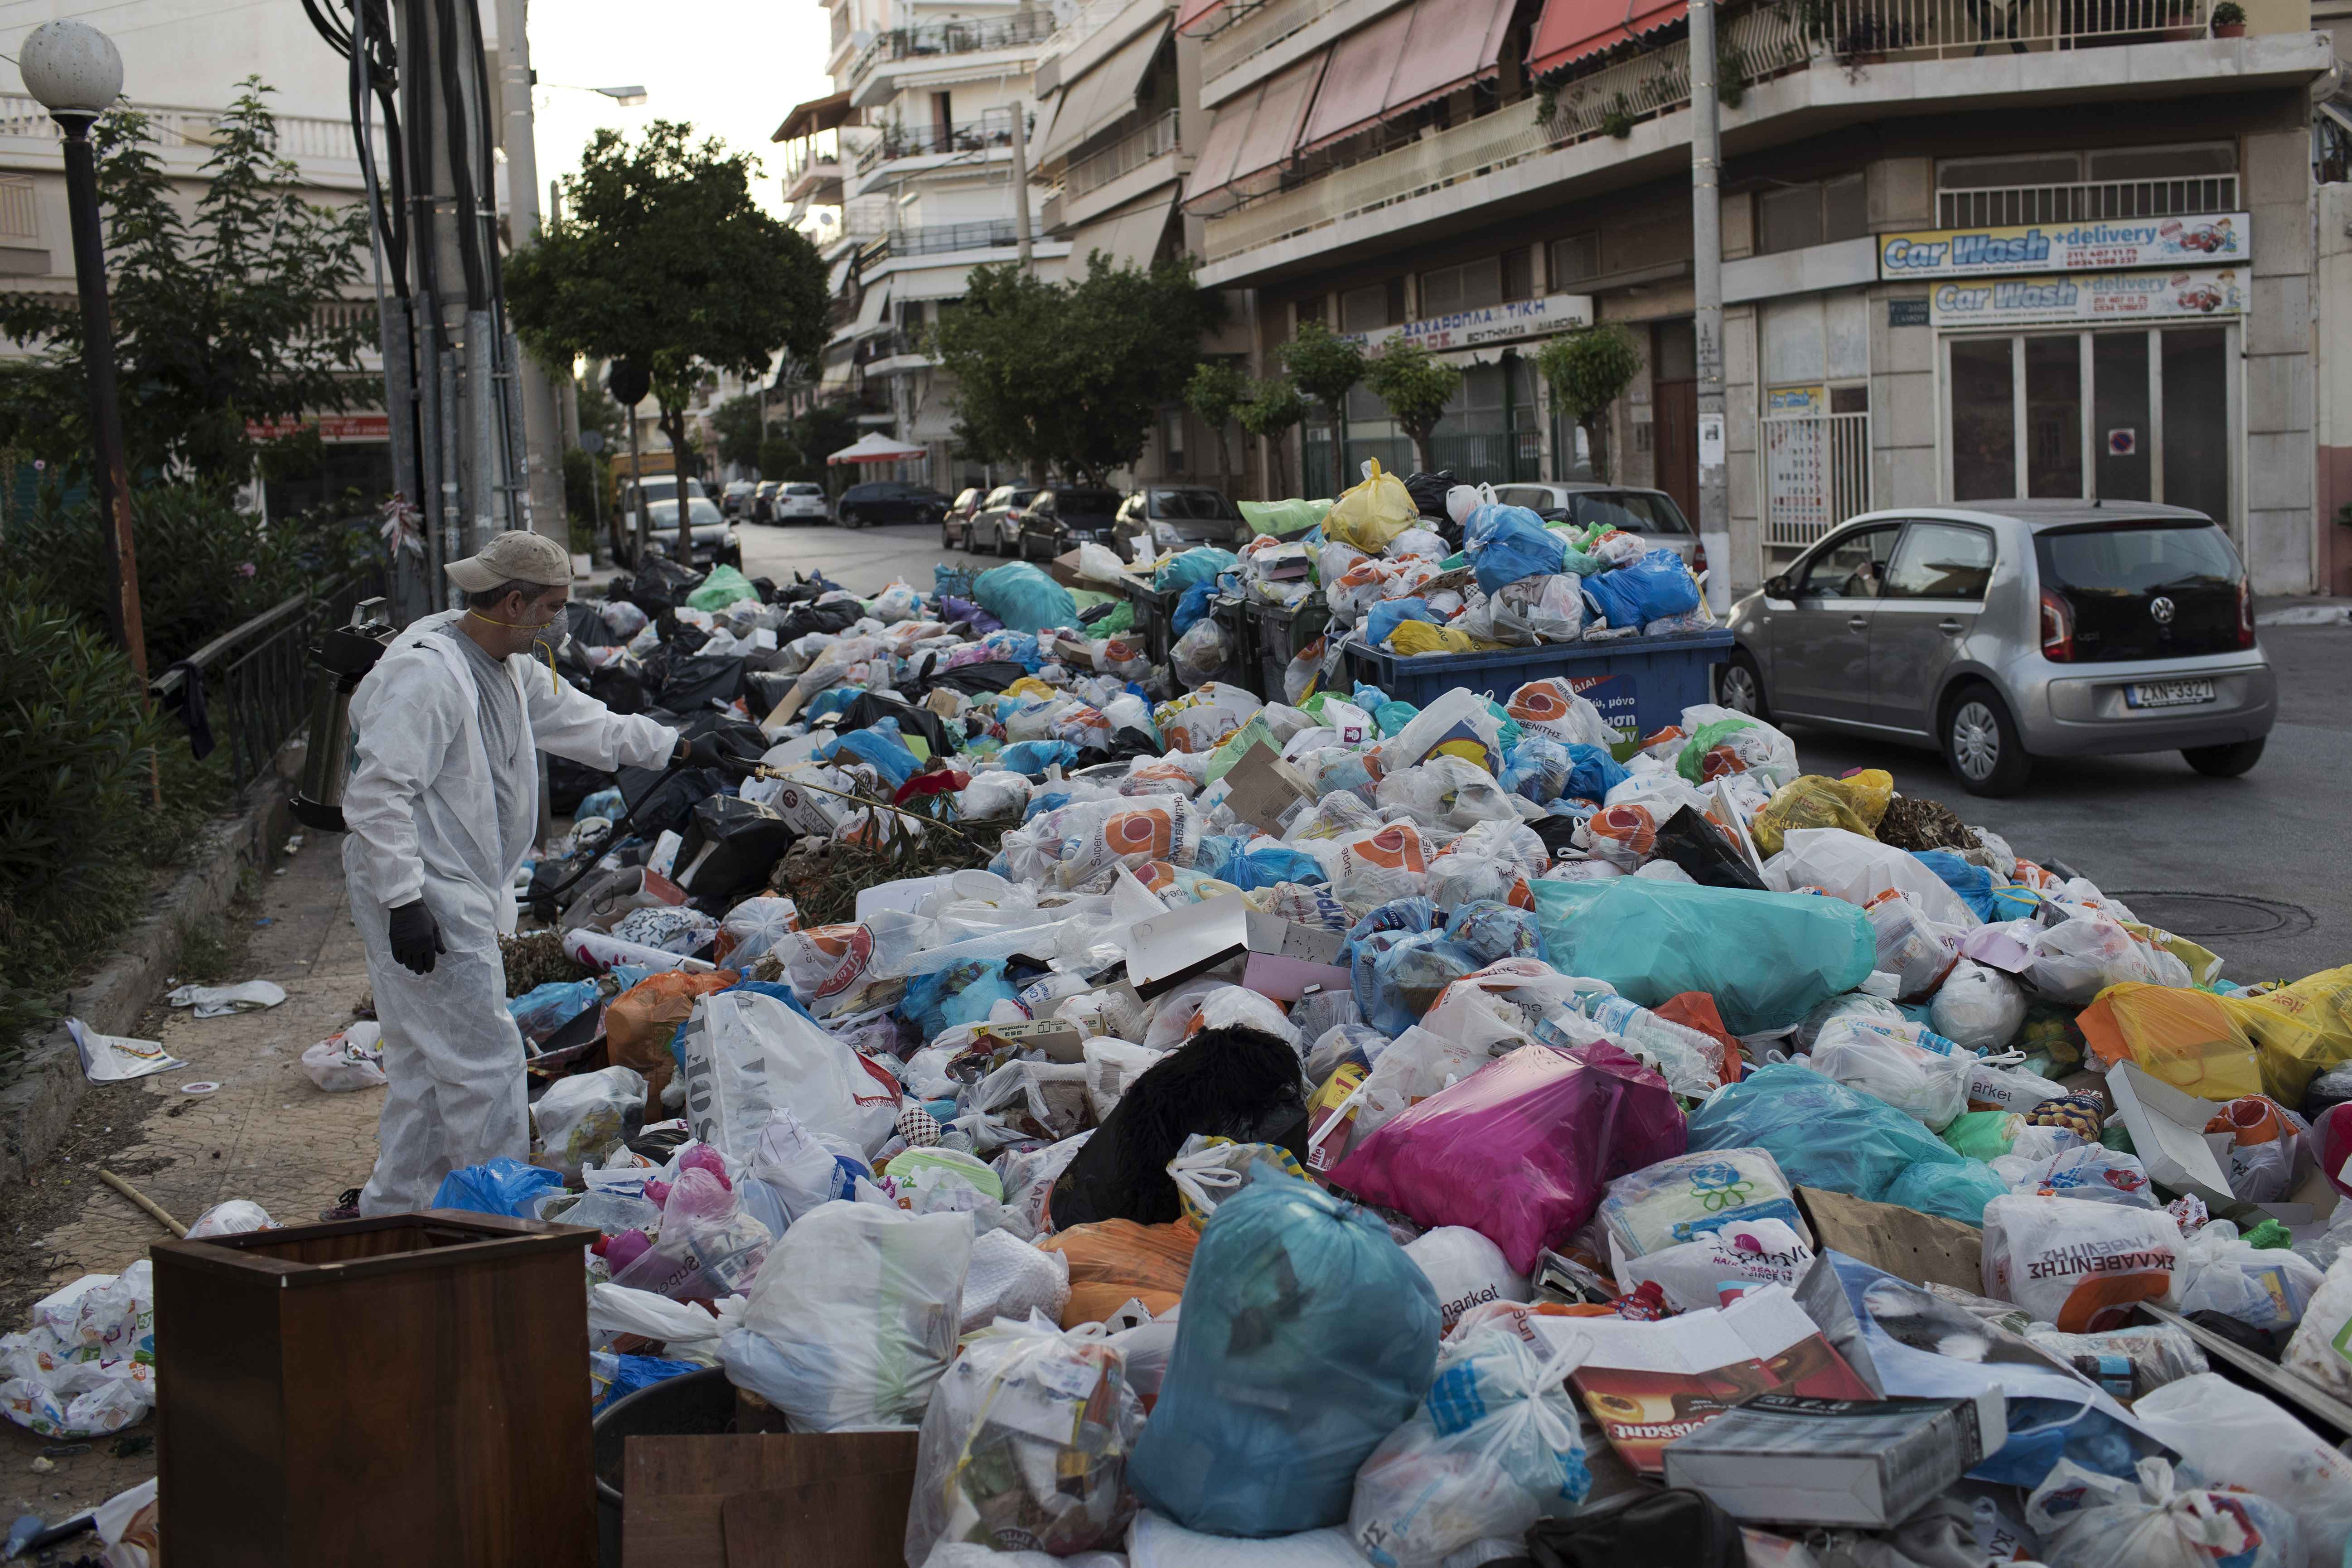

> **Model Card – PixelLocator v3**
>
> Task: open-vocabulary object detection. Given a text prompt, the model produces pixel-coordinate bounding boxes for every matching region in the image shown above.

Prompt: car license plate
[2125,678,2215,708]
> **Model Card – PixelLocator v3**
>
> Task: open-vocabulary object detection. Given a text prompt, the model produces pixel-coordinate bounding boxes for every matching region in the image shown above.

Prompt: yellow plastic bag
[2120,922,2223,988]
[2077,983,2265,1102]
[1749,771,1894,857]
[2226,965,2352,1102]
[1387,620,1502,657]
[1321,456,1418,553]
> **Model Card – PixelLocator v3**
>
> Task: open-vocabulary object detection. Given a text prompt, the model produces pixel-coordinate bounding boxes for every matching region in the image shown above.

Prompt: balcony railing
[1938,174,2240,227]
[1067,109,1181,195]
[850,11,1058,87]
[1807,0,2212,59]
[0,96,385,168]
[0,178,34,241]
[853,115,1033,178]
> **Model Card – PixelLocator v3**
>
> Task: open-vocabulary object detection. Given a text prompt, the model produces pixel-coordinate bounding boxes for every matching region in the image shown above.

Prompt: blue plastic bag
[577,786,625,823]
[806,687,862,725]
[1913,849,1999,922]
[1231,843,1326,890]
[823,719,920,790]
[1563,743,1629,804]
[900,958,1018,1040]
[1356,929,1481,1036]
[1172,579,1216,637]
[591,1352,702,1415]
[1446,900,1540,962]
[1365,599,1445,649]
[1191,833,1248,883]
[1580,549,1701,629]
[1463,504,1567,594]
[1688,1063,2001,1224]
[1128,1177,1440,1536]
[431,1156,565,1218]
[1500,736,1571,802]
[973,562,1077,634]
[995,739,1081,774]
[1530,878,1874,1035]
[1346,897,1439,952]
[1370,697,1418,738]
[509,979,600,1043]
[1155,546,1240,594]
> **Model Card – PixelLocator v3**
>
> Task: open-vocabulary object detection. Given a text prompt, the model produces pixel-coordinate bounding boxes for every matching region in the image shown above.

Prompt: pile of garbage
[412,543,2352,1568]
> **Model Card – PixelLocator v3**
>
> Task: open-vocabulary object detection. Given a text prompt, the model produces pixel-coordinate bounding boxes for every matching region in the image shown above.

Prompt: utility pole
[1689,0,1730,588]
[1007,100,1034,273]
[496,0,569,546]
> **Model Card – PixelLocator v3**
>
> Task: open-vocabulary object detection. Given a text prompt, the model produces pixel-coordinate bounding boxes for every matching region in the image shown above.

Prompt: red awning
[1175,0,1225,35]
[1182,51,1329,212]
[1297,0,1517,156]
[1527,0,1686,78]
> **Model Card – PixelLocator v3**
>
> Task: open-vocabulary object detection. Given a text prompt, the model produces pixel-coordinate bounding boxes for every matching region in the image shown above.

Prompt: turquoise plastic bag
[973,562,1077,633]
[1154,547,1239,593]
[684,564,759,611]
[1687,1063,2004,1226]
[431,1156,564,1217]
[1128,1177,1439,1536]
[1529,879,1873,1035]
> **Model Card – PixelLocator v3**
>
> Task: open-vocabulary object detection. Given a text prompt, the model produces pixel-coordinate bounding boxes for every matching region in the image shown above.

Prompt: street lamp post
[22,21,144,679]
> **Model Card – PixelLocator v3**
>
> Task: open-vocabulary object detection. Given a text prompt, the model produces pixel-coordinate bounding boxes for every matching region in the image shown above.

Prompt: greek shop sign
[1340,292,1594,356]
[1879,213,2246,279]
[1929,268,2244,328]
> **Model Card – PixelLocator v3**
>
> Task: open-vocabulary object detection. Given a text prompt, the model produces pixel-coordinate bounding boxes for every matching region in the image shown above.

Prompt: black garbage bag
[547,756,613,816]
[1651,805,1766,890]
[671,711,766,758]
[656,653,747,714]
[914,658,1030,699]
[616,764,720,839]
[674,794,796,904]
[743,669,796,720]
[775,599,862,641]
[1403,469,1455,519]
[589,654,648,716]
[840,691,955,759]
[1050,1025,1311,1228]
[1527,811,1587,861]
[620,557,707,620]
[566,599,626,648]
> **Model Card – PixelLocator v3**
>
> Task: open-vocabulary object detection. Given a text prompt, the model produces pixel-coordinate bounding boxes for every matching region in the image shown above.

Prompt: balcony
[853,114,1033,181]
[850,11,1059,93]
[1937,174,2240,227]
[784,136,845,203]
[1067,109,1181,197]
[0,96,386,189]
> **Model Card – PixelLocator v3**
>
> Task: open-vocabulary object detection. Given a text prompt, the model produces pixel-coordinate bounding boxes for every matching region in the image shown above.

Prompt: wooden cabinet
[151,1210,598,1567]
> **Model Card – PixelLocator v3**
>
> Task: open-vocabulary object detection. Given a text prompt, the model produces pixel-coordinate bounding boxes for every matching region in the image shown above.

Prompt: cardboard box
[1222,742,1318,838]
[1242,952,1353,1003]
[1126,893,1344,997]
[977,1018,1087,1065]
[2107,1060,2321,1225]
[1793,1187,1984,1295]
[1662,1391,2006,1528]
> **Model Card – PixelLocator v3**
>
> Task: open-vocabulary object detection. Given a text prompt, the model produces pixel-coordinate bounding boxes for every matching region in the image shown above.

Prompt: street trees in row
[1533,322,1645,483]
[927,253,1222,485]
[507,122,829,557]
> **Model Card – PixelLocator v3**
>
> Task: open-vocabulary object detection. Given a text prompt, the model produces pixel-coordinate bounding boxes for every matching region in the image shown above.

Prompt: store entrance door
[1650,319,1699,520]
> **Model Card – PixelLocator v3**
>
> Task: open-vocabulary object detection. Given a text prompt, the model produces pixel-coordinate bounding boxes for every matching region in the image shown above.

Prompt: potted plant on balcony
[2211,1,2247,36]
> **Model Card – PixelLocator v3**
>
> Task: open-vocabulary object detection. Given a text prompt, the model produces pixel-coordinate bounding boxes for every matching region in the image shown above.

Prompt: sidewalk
[0,836,383,1526]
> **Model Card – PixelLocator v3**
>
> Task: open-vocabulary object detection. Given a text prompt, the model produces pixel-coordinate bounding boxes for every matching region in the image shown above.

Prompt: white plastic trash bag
[681,988,903,1160]
[530,1065,645,1176]
[959,1228,1072,1333]
[300,1021,387,1091]
[184,1200,275,1238]
[1403,1227,1530,1333]
[2133,1373,2352,1568]
[1346,1326,1592,1568]
[0,1265,156,1439]
[2282,1250,2352,1400]
[165,980,286,1016]
[2024,1457,2301,1568]
[1931,960,2027,1053]
[1612,1218,1815,1315]
[726,1203,974,1430]
[1982,1195,2181,1333]
[1806,1022,1971,1130]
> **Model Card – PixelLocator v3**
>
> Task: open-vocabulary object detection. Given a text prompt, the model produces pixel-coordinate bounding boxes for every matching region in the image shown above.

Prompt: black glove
[679,733,757,779]
[387,899,445,976]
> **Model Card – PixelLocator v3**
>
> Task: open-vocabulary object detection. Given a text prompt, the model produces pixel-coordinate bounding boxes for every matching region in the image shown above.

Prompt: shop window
[1550,232,1599,289]
[2163,328,2228,527]
[1824,175,1866,242]
[2024,336,2082,499]
[1830,384,1869,414]
[2086,144,2236,181]
[1654,319,1697,381]
[1938,153,2082,189]
[1950,339,2016,501]
[1502,249,1533,303]
[1421,258,1501,317]
[1757,177,1867,255]
[1295,295,1324,326]
[1340,283,1391,333]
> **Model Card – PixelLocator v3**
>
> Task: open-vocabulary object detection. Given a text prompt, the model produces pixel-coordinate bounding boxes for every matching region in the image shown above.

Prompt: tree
[714,392,769,472]
[1183,360,1250,483]
[927,253,1223,485]
[1236,377,1308,499]
[507,122,829,559]
[1362,338,1462,474]
[756,435,795,482]
[0,81,371,483]
[1534,323,1645,484]
[783,402,861,488]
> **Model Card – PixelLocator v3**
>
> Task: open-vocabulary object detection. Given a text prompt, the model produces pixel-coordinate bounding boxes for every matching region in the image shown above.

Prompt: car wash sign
[1339,293,1594,355]
[1928,268,2244,327]
[1879,213,2247,279]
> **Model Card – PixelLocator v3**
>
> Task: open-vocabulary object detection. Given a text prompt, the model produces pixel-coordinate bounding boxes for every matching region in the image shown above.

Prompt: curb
[0,747,302,1185]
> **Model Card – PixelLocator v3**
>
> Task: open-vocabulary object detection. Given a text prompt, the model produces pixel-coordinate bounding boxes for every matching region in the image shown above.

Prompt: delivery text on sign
[1878,213,2246,279]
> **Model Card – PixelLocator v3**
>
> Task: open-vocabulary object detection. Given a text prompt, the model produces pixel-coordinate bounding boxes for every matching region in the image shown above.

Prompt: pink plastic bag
[1327,1042,1687,1275]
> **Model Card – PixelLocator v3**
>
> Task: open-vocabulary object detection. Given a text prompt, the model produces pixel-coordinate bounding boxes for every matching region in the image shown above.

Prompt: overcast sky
[527,0,836,220]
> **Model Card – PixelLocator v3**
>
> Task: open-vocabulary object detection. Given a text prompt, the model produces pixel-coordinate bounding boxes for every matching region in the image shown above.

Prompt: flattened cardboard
[1794,1186,1984,1295]
[1242,952,1354,1002]
[979,1018,1087,1064]
[2107,1061,2237,1210]
[1049,549,1088,589]
[1222,742,1318,838]
[1128,895,1253,997]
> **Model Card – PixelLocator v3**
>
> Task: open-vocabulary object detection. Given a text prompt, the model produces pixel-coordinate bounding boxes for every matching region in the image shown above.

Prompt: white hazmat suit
[342,610,677,1214]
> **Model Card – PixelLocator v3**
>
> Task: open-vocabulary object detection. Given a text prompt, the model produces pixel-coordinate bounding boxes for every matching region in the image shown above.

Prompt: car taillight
[1691,538,1709,577]
[2236,574,2255,648]
[2040,589,2075,661]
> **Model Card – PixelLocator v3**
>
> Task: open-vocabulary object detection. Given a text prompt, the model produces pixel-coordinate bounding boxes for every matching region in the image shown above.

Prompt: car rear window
[1057,489,1123,516]
[784,484,822,495]
[1571,492,1692,536]
[2035,520,2246,661]
[1150,489,1238,520]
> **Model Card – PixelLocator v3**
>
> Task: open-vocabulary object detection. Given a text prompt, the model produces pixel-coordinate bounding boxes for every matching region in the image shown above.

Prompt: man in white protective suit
[337,531,740,1216]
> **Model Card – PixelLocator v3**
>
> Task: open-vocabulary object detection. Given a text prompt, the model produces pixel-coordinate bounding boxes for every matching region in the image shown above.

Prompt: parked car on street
[1016,487,1125,561]
[639,497,742,570]
[966,484,1040,555]
[941,488,983,549]
[837,480,949,529]
[721,479,756,517]
[1494,483,1705,574]
[1113,485,1243,559]
[750,480,779,523]
[773,482,828,524]
[1720,501,2270,796]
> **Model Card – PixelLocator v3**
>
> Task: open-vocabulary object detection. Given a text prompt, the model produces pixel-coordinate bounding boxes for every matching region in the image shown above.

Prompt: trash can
[152,1209,600,1566]
[1340,627,1734,758]
[593,1365,739,1568]
[1249,597,1330,704]
[1123,578,1179,666]
[1210,594,1262,697]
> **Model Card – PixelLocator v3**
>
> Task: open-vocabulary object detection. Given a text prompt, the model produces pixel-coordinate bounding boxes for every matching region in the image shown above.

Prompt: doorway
[1650,319,1698,519]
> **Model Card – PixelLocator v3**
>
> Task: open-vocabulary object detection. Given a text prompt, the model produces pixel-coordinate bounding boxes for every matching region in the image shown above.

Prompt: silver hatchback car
[1721,502,2274,796]
[1492,483,1705,574]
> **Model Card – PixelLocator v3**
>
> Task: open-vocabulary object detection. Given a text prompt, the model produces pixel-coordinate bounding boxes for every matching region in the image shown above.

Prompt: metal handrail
[1067,109,1181,195]
[855,114,1035,177]
[850,11,1059,87]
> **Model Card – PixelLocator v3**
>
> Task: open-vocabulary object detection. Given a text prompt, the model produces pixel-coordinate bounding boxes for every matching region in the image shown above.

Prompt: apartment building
[1166,0,2331,594]
[780,0,1070,491]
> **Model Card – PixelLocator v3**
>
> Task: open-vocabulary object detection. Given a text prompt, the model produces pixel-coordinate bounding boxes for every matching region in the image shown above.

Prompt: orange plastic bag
[2076,983,2263,1102]
[1039,1220,1198,1328]
[605,969,740,1102]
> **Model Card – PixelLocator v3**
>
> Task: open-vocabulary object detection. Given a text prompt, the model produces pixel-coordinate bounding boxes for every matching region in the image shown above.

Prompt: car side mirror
[1765,574,1791,598]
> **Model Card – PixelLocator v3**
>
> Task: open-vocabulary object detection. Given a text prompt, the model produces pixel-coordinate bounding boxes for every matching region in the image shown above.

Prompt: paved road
[1787,622,2352,983]
[735,516,997,594]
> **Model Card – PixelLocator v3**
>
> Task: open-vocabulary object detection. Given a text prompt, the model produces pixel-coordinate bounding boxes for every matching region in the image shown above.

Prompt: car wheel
[1719,648,1768,720]
[1941,683,2033,797]
[943,518,958,548]
[841,507,861,529]
[2182,736,2265,777]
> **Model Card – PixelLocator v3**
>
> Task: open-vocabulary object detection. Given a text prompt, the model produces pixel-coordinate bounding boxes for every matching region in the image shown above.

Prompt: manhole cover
[2109,892,2314,939]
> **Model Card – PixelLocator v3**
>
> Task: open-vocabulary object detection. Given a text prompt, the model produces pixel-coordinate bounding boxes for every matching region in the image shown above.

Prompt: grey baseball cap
[444,530,573,593]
